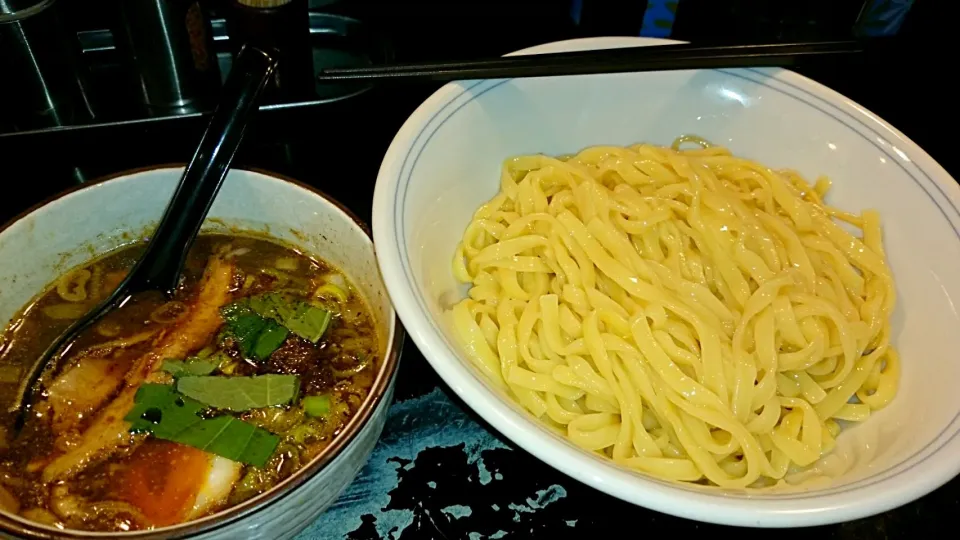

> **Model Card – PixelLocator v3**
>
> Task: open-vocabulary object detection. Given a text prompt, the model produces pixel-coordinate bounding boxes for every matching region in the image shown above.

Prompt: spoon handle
[6,45,278,430]
[127,45,279,297]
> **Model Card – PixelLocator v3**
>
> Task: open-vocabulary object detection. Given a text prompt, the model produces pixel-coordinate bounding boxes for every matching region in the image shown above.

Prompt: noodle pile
[450,137,899,488]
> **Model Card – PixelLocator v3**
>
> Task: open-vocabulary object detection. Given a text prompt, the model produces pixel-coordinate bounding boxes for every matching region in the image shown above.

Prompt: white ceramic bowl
[372,36,960,527]
[0,167,402,539]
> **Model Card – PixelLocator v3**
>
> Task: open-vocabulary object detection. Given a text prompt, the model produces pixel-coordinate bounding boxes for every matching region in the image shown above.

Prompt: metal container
[226,0,315,103]
[111,0,221,116]
[0,0,95,131]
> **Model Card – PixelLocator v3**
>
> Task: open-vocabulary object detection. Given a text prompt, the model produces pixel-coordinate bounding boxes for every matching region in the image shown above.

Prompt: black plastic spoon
[8,45,279,432]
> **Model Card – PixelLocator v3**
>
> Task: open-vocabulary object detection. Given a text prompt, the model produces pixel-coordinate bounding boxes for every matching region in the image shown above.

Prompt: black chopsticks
[316,40,868,83]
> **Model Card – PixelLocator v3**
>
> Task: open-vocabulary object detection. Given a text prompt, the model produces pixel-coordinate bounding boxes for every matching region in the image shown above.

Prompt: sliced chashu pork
[41,256,234,482]
[46,330,158,434]
[48,441,243,528]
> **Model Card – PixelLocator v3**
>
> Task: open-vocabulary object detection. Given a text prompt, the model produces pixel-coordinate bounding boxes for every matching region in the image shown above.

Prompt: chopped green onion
[275,257,299,271]
[242,274,256,290]
[194,345,216,359]
[218,357,238,375]
[313,283,349,303]
[302,395,331,417]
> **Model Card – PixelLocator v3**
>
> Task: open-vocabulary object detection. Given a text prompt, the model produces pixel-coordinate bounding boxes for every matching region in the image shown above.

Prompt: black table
[1,31,957,540]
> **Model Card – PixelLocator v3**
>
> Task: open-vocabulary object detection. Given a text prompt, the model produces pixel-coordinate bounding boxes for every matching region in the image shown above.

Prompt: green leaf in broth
[220,301,289,360]
[220,301,251,322]
[247,294,292,323]
[124,383,279,467]
[161,359,218,378]
[247,293,332,343]
[284,304,332,344]
[125,383,206,438]
[251,322,288,360]
[176,374,300,411]
[174,415,278,468]
[221,305,266,354]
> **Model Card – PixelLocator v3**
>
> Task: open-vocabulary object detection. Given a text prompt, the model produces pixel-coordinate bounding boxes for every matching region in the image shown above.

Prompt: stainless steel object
[0,0,95,131]
[226,0,314,103]
[112,0,221,116]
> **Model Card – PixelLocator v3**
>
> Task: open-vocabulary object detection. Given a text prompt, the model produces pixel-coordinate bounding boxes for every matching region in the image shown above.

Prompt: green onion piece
[194,345,216,359]
[302,395,331,417]
[313,283,349,303]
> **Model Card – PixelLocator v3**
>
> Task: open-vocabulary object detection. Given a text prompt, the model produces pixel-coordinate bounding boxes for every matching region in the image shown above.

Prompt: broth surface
[0,234,380,531]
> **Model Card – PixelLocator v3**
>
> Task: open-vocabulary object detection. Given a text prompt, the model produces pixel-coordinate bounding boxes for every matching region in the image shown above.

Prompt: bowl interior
[0,167,397,534]
[0,168,393,356]
[376,37,960,523]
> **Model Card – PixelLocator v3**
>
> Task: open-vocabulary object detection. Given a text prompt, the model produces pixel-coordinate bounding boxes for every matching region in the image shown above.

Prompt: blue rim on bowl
[371,36,960,527]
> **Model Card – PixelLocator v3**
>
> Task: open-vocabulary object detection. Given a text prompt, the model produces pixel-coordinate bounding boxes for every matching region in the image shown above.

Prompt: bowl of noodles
[371,36,960,526]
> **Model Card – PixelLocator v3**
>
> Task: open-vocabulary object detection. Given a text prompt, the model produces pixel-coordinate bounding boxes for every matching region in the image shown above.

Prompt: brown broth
[0,234,380,532]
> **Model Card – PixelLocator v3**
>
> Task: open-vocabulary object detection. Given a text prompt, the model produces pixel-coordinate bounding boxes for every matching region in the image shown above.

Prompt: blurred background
[0,0,928,134]
[0,0,943,222]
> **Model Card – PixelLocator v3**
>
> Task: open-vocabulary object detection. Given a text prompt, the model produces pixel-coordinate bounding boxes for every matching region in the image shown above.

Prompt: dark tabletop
[1,3,957,539]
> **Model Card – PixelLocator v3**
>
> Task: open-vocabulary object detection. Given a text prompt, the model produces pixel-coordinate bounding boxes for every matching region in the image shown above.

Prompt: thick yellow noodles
[450,137,899,488]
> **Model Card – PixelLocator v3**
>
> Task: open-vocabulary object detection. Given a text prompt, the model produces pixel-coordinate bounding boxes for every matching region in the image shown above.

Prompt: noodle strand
[450,137,898,487]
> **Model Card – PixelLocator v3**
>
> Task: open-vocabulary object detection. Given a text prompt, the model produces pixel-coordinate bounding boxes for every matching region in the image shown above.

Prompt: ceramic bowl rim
[0,165,404,539]
[371,36,960,527]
